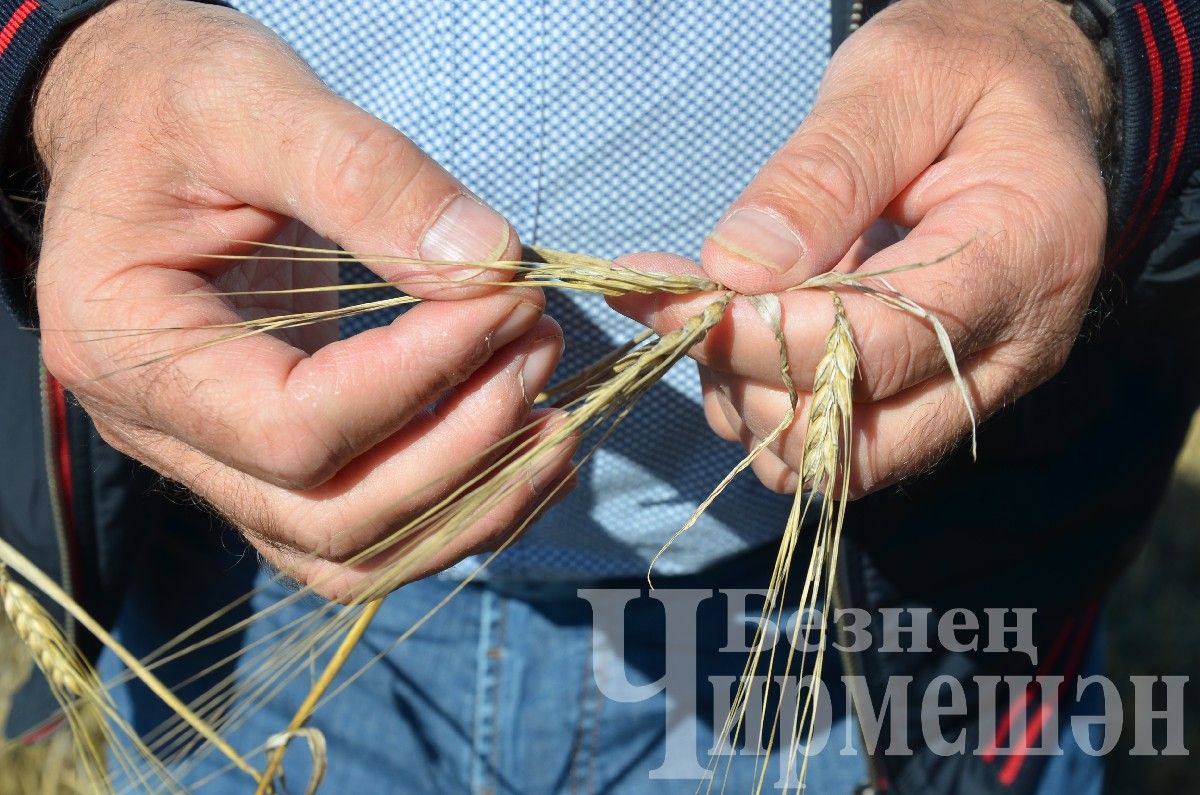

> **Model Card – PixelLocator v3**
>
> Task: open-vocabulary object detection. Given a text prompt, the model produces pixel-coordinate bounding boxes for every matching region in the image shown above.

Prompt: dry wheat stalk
[522,246,720,295]
[5,200,981,792]
[255,600,377,795]
[782,292,857,792]
[347,294,735,597]
[127,249,965,791]
[100,295,738,791]
[0,563,186,794]
[695,291,858,795]
[0,538,260,790]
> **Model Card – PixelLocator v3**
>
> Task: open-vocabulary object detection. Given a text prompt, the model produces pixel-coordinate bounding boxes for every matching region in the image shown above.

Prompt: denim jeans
[102,522,1103,794]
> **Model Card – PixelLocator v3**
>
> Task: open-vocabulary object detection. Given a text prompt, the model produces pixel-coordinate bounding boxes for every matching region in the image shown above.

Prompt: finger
[181,57,521,297]
[248,409,578,601]
[749,447,799,495]
[279,417,577,601]
[612,244,996,404]
[887,98,1105,279]
[699,20,983,294]
[94,324,575,598]
[58,268,549,489]
[278,317,567,558]
[700,367,740,443]
[710,349,1019,499]
[846,351,1017,497]
[701,370,800,494]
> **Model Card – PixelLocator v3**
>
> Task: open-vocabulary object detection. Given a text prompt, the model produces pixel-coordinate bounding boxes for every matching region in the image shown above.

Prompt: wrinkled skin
[612,0,1111,498]
[33,0,574,600]
[32,0,1111,601]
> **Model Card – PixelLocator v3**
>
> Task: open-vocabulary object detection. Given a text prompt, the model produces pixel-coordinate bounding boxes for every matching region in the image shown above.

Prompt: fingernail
[420,194,511,264]
[519,334,563,405]
[708,207,804,274]
[491,301,542,351]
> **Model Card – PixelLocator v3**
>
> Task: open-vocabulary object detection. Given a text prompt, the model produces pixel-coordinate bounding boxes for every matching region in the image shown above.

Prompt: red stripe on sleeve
[1121,0,1195,259]
[980,617,1077,763]
[997,604,1099,786]
[0,0,39,59]
[1113,3,1166,259]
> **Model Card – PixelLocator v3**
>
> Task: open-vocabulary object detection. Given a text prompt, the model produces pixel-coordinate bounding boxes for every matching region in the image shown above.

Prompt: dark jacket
[1,1,1197,793]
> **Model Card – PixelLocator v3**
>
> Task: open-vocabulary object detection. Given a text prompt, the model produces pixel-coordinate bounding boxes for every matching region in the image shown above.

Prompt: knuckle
[249,418,342,490]
[405,324,493,395]
[852,310,916,401]
[318,122,423,237]
[268,450,338,492]
[438,395,522,451]
[440,339,488,389]
[771,133,875,227]
[37,288,94,390]
[40,335,84,387]
[856,12,930,59]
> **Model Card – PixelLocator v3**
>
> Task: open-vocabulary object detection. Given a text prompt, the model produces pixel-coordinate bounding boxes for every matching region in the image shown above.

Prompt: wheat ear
[0,537,261,786]
[0,566,91,699]
[701,292,858,795]
[0,564,184,793]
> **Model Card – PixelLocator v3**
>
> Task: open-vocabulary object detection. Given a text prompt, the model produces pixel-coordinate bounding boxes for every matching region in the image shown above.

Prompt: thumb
[196,73,519,295]
[701,24,980,294]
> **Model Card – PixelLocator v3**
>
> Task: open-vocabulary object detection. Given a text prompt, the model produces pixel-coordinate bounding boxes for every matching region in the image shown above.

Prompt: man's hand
[33,0,572,599]
[612,0,1110,497]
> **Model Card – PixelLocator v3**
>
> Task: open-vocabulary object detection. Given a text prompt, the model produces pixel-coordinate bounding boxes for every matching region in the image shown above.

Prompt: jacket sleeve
[0,1,118,326]
[0,0,227,327]
[1067,0,1200,396]
[1075,1,1200,272]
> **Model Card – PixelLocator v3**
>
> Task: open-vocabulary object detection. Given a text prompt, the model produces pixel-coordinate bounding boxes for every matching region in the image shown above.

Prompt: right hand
[33,0,573,600]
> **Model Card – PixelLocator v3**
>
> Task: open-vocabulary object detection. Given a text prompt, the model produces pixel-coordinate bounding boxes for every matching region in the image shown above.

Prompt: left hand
[611,0,1111,498]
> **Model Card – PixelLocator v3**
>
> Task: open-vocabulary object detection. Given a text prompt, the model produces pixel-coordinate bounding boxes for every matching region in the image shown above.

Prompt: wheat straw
[255,599,381,795]
[0,564,190,794]
[0,539,260,786]
[7,197,984,792]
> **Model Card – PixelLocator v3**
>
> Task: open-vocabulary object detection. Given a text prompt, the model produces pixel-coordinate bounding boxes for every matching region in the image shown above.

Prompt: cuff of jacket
[0,0,229,328]
[0,0,112,327]
[1069,1,1200,267]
